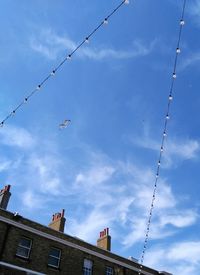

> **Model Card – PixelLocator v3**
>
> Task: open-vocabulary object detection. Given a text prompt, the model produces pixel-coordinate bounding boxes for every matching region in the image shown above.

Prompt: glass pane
[19,238,31,248]
[106,266,113,275]
[83,268,92,275]
[16,247,29,258]
[49,248,60,258]
[84,259,92,269]
[48,256,59,267]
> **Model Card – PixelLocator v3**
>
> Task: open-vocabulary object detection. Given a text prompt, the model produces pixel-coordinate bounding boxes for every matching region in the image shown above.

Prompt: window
[16,237,32,259]
[106,266,114,275]
[48,247,61,268]
[83,259,93,275]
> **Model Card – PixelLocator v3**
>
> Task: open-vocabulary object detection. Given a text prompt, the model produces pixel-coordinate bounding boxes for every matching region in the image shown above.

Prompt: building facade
[0,185,171,275]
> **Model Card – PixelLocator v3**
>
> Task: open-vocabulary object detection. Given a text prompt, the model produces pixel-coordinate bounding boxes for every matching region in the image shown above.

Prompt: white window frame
[16,237,32,259]
[83,259,93,275]
[106,266,114,275]
[48,247,61,268]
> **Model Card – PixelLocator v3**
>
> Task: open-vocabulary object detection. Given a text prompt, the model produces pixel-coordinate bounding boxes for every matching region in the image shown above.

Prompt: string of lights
[138,1,187,274]
[0,0,129,128]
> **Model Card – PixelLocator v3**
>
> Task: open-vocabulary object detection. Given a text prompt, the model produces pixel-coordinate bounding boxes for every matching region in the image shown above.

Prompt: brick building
[0,185,171,275]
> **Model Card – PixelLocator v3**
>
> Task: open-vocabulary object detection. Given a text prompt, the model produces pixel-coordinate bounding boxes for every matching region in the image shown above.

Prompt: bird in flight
[59,119,71,129]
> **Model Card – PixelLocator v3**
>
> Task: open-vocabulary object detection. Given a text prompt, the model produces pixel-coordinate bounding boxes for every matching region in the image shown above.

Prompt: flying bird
[59,119,71,129]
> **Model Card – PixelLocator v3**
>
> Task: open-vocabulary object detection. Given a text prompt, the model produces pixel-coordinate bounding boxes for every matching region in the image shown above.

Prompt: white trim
[0,215,155,275]
[16,237,32,259]
[48,247,61,268]
[0,261,46,275]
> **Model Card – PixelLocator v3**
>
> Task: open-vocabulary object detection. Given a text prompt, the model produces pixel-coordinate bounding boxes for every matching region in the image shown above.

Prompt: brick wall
[0,209,159,275]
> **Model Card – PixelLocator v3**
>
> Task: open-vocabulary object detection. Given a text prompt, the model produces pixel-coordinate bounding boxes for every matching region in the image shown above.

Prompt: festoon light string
[0,0,188,273]
[0,0,129,127]
[138,1,187,274]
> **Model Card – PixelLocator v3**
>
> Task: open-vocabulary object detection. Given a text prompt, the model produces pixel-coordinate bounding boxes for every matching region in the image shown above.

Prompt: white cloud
[122,218,175,248]
[75,165,115,186]
[0,159,12,172]
[26,154,62,195]
[168,241,200,264]
[79,39,156,60]
[0,125,36,149]
[1,126,198,270]
[135,180,177,211]
[117,197,135,225]
[64,156,198,249]
[160,210,198,228]
[189,0,200,27]
[22,190,47,209]
[167,139,199,159]
[29,28,156,61]
[145,241,200,275]
[69,207,114,241]
[132,131,200,168]
[180,51,200,70]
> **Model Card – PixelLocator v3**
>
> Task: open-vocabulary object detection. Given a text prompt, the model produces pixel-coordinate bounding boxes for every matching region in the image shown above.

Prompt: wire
[138,1,187,274]
[0,0,129,128]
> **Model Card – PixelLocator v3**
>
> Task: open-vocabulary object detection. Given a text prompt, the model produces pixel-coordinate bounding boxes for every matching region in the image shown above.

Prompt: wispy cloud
[159,210,198,228]
[132,129,200,168]
[26,154,63,195]
[0,158,12,172]
[29,28,156,61]
[0,125,64,207]
[2,125,199,274]
[188,0,200,27]
[179,51,200,70]
[145,241,200,275]
[0,125,36,149]
[22,190,48,209]
[75,165,115,187]
[66,156,198,248]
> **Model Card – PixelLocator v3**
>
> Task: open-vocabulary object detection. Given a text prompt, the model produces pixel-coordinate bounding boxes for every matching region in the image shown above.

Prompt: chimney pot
[0,184,11,210]
[48,209,66,232]
[97,227,111,251]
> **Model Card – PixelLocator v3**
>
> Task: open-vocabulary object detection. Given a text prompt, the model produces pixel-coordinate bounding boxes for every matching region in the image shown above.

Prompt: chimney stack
[0,185,11,210]
[97,228,111,251]
[48,209,66,233]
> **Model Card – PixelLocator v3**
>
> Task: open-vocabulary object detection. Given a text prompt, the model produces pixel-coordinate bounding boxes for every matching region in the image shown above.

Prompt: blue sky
[0,0,200,274]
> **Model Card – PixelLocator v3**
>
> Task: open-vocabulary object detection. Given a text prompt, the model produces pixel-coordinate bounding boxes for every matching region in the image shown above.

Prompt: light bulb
[176,48,181,54]
[163,131,167,137]
[36,85,41,90]
[169,95,173,101]
[166,114,170,119]
[173,73,177,79]
[103,18,108,25]
[0,122,3,127]
[158,161,161,166]
[124,0,129,4]
[11,110,16,116]
[51,70,55,76]
[161,146,164,152]
[85,37,89,43]
[180,19,185,25]
[67,54,72,60]
[24,98,28,103]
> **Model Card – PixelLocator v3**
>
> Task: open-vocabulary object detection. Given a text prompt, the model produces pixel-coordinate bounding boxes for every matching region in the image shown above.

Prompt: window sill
[47,264,60,271]
[15,254,30,262]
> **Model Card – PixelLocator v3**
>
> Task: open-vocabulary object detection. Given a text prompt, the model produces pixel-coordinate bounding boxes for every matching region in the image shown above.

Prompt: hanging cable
[0,0,129,128]
[138,1,187,274]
